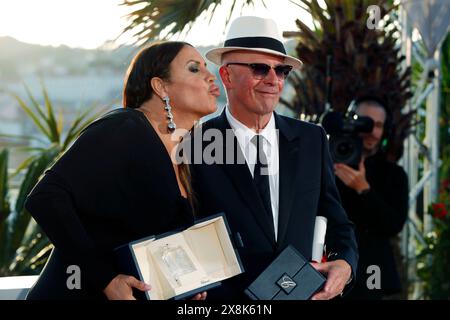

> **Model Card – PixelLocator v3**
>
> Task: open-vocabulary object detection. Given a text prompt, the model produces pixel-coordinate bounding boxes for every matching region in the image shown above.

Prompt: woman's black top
[25,108,193,299]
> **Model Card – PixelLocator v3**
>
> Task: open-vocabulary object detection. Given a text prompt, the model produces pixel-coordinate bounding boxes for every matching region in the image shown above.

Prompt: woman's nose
[207,70,216,82]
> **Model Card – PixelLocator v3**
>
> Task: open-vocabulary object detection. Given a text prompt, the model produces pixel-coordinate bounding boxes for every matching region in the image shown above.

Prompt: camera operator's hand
[334,160,370,194]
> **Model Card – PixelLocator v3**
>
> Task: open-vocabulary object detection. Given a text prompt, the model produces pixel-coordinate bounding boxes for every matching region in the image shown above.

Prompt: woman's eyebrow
[186,60,208,67]
[186,60,201,65]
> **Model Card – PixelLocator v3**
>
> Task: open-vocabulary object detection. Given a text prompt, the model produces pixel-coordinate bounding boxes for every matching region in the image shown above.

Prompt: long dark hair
[122,41,197,215]
[123,41,190,109]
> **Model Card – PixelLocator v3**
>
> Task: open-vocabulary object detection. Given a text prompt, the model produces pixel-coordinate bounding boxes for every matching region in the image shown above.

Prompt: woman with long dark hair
[24,41,219,300]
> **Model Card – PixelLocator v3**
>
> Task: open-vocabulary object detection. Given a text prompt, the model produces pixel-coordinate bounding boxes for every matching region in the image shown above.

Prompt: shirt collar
[225,106,278,149]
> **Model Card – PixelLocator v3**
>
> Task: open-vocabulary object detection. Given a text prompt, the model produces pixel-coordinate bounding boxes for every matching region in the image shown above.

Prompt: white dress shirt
[225,106,280,240]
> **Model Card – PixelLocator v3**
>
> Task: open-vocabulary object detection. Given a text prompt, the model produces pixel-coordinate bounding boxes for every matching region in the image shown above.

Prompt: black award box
[245,245,326,300]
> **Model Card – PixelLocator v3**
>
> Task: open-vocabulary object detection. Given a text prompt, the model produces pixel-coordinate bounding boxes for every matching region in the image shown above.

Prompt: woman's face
[164,45,219,120]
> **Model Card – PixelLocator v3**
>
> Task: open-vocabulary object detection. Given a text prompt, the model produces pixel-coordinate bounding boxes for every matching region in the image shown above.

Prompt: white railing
[0,276,38,300]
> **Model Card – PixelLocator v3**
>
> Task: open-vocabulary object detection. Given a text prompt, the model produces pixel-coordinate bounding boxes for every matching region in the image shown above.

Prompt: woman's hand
[190,291,207,300]
[103,274,151,300]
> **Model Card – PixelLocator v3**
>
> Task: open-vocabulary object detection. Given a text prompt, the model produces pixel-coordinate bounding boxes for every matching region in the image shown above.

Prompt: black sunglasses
[226,62,293,80]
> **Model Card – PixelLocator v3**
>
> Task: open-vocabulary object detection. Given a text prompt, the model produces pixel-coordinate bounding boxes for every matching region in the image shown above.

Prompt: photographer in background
[333,97,408,300]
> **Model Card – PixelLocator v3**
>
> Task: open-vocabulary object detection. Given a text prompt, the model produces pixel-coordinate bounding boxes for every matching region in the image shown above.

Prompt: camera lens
[329,135,363,168]
[332,138,356,162]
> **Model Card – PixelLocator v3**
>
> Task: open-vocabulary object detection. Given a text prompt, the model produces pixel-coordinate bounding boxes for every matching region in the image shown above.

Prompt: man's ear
[219,65,233,89]
[150,77,168,99]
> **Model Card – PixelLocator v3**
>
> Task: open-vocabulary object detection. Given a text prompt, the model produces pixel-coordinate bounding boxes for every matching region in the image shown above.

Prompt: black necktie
[252,135,274,225]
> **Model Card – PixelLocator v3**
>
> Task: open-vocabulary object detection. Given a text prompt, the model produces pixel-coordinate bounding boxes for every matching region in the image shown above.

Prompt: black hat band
[224,37,286,55]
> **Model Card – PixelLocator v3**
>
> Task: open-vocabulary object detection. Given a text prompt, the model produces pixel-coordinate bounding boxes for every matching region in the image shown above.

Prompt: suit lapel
[275,114,301,247]
[214,111,276,245]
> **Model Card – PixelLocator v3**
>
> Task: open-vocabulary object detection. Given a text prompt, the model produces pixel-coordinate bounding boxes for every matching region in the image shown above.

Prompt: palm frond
[282,0,413,161]
[41,85,60,144]
[1,147,60,266]
[119,0,261,45]
[10,93,51,139]
[8,155,37,179]
[23,84,47,126]
[8,220,52,275]
[1,82,105,276]
[0,149,11,272]
[0,133,48,145]
[0,150,10,222]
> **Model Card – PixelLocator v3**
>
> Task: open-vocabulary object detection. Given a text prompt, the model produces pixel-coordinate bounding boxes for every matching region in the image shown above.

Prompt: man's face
[356,103,387,154]
[219,51,286,118]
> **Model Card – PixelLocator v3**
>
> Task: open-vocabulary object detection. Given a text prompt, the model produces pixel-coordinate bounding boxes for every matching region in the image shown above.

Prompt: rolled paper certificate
[311,216,327,263]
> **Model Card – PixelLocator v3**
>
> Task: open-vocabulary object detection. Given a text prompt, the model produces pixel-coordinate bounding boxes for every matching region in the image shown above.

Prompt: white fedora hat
[205,16,302,69]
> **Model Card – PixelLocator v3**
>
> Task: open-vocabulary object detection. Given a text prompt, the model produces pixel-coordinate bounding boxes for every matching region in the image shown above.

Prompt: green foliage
[417,180,450,299]
[0,150,11,266]
[0,85,104,276]
[281,0,413,162]
[416,31,450,295]
[440,34,450,163]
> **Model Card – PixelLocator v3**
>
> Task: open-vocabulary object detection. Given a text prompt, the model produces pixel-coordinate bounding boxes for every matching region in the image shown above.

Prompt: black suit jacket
[189,111,358,300]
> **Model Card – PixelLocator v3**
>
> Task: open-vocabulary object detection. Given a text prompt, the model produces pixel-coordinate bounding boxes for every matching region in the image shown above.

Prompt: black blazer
[190,110,358,300]
[24,108,193,299]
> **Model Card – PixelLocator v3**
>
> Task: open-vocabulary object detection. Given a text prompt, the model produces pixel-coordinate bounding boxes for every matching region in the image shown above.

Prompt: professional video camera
[321,101,374,168]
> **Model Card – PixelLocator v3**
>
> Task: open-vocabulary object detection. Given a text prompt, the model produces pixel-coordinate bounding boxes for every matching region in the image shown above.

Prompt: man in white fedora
[190,16,358,300]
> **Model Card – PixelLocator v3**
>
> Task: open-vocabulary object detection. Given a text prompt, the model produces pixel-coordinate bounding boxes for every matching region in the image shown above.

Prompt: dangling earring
[163,96,176,133]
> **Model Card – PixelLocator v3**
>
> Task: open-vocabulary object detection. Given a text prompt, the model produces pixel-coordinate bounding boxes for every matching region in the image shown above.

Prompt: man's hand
[334,160,370,193]
[310,259,352,300]
[103,274,151,300]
